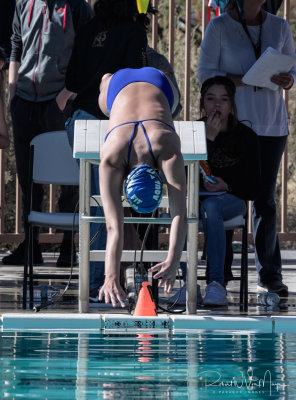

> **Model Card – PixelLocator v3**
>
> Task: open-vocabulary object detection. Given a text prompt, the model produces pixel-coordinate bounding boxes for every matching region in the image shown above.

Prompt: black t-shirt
[200,116,261,201]
[66,18,148,118]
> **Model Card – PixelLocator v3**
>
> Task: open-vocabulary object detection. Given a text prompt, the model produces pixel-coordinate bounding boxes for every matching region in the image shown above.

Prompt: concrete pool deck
[1,250,296,328]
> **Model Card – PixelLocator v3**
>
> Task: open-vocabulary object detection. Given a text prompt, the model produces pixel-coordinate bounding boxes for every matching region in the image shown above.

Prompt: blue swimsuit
[104,67,176,163]
[106,67,174,114]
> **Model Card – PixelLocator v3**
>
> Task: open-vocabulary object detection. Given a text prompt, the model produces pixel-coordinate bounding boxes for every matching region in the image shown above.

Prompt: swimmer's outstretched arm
[98,159,128,307]
[150,141,187,293]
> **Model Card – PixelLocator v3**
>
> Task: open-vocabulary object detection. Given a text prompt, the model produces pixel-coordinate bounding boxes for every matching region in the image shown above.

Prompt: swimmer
[98,67,187,307]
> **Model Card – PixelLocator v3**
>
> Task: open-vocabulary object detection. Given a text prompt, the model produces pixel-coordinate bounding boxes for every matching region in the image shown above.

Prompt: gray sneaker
[167,284,203,305]
[203,281,228,306]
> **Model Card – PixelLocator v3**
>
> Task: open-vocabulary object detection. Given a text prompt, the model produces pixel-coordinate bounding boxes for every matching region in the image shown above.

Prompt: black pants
[252,135,287,285]
[10,95,79,241]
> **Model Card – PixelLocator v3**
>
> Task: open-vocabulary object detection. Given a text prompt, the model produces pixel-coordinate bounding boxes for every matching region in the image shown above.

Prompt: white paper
[242,47,296,90]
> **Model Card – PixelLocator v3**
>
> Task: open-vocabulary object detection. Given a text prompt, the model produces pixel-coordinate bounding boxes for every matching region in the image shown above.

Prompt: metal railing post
[186,161,199,315]
[151,0,158,50]
[79,159,91,313]
[281,0,290,234]
[168,0,175,66]
[202,0,208,38]
[184,0,191,120]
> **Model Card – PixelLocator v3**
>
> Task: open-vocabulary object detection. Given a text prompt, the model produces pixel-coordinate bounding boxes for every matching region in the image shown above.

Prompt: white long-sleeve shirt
[198,12,296,137]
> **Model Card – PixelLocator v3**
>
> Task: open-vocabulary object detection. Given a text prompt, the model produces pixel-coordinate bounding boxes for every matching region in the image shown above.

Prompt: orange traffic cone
[133,281,157,316]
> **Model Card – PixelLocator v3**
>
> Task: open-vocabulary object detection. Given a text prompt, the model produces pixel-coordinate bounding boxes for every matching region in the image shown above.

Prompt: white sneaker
[203,281,228,306]
[167,284,203,305]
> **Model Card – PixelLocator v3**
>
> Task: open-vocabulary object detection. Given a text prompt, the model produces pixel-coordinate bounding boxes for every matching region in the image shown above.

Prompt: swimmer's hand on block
[200,160,217,184]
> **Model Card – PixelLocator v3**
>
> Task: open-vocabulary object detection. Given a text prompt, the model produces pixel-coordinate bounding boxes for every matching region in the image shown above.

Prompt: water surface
[0,331,295,399]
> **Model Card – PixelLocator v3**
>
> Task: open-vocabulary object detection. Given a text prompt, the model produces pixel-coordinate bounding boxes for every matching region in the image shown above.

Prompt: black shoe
[2,240,43,265]
[258,281,288,297]
[56,241,77,267]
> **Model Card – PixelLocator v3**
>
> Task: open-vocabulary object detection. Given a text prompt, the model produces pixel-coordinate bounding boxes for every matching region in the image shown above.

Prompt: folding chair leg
[23,225,32,309]
[240,223,248,312]
[23,242,28,310]
[29,227,34,309]
[24,145,34,309]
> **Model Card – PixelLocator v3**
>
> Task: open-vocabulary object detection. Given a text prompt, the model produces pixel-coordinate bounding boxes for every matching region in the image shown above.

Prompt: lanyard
[238,11,263,60]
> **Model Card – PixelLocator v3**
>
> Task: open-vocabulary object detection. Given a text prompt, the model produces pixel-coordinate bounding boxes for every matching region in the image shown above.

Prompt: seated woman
[199,76,261,306]
[97,67,187,307]
[0,47,9,149]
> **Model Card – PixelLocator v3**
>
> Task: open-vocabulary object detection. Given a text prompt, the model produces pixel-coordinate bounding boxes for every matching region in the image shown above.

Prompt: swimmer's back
[107,67,174,114]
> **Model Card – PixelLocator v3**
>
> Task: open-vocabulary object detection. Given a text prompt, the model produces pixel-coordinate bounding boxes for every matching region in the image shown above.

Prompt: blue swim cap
[124,164,163,213]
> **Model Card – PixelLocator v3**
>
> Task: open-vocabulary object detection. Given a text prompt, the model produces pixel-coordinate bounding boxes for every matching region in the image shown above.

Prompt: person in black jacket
[65,0,158,300]
[65,0,153,122]
[199,76,261,306]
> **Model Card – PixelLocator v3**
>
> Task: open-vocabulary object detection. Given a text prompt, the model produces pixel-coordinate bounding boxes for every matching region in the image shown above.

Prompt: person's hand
[149,261,177,293]
[98,277,128,308]
[205,110,221,141]
[55,87,74,111]
[55,89,68,111]
[270,73,294,90]
[203,176,229,192]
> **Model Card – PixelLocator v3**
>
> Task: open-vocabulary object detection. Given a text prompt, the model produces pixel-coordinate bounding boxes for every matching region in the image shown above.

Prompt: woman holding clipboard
[198,0,296,298]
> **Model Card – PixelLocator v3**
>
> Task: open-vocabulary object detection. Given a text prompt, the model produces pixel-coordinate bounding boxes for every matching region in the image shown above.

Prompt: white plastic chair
[23,130,80,309]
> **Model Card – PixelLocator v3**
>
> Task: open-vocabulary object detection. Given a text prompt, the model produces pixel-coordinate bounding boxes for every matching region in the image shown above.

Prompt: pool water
[0,331,295,399]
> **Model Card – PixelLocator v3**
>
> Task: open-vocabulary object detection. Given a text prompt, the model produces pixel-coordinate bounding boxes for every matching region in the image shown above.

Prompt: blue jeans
[66,109,107,291]
[200,193,246,284]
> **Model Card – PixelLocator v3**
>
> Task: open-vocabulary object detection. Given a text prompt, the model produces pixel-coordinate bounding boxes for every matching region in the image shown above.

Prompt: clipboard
[242,47,296,90]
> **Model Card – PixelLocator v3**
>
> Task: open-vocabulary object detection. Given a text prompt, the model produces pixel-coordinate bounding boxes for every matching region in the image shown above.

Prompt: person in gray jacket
[2,0,92,266]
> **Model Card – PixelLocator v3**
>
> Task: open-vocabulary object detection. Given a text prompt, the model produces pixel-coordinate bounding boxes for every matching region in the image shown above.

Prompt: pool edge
[2,313,296,333]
